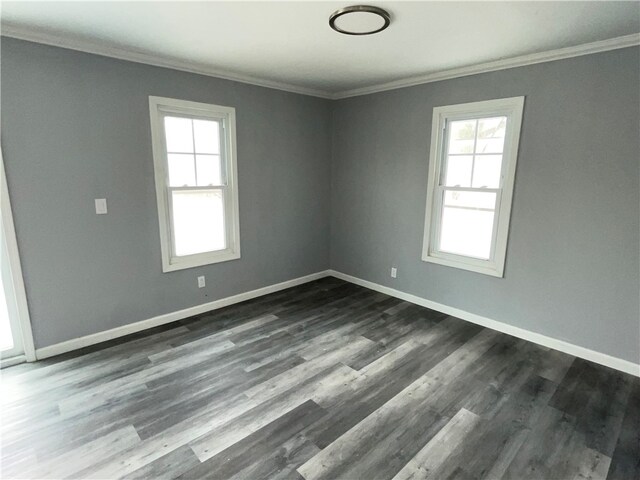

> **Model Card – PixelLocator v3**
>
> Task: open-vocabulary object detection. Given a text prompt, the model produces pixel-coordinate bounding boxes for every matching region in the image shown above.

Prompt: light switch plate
[95,198,108,215]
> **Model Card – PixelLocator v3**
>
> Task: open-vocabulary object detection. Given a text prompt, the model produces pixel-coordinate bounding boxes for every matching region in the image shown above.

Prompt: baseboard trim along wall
[1,354,27,369]
[329,270,640,378]
[35,268,640,377]
[35,270,331,360]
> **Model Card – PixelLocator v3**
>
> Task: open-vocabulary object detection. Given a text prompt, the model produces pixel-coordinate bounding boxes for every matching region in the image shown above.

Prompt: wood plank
[392,408,480,480]
[179,400,326,479]
[607,382,640,479]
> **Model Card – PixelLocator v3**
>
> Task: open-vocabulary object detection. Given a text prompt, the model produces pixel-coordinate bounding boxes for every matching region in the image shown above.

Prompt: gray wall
[331,47,640,363]
[1,37,332,348]
[2,38,639,363]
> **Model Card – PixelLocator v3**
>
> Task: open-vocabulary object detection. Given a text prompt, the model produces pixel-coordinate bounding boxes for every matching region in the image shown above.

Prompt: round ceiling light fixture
[329,5,391,36]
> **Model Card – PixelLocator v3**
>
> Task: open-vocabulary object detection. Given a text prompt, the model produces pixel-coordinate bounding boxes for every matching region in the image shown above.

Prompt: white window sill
[422,253,504,278]
[162,249,241,272]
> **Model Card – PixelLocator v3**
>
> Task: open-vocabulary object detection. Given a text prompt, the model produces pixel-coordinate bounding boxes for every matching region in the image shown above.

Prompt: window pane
[439,207,495,259]
[172,190,226,256]
[444,190,496,210]
[448,120,476,154]
[164,117,193,153]
[476,117,506,154]
[472,155,503,188]
[167,154,196,187]
[196,155,222,186]
[444,155,472,187]
[193,119,220,154]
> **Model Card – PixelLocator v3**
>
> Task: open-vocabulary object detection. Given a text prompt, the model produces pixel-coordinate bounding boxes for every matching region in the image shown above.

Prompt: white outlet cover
[390,267,398,278]
[94,198,107,214]
[197,276,206,288]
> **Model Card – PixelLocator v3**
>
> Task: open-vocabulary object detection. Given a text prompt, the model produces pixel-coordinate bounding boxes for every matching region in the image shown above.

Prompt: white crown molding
[0,23,334,100]
[1,24,638,101]
[329,270,640,377]
[333,33,640,99]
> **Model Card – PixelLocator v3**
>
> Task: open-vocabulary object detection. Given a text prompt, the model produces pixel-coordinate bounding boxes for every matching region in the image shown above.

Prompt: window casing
[422,97,524,277]
[149,96,240,272]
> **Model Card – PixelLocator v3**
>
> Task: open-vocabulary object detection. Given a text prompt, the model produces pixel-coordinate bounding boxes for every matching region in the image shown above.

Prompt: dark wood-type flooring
[1,278,639,479]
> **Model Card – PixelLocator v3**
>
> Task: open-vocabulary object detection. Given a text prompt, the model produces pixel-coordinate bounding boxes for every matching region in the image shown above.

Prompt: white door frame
[0,144,36,364]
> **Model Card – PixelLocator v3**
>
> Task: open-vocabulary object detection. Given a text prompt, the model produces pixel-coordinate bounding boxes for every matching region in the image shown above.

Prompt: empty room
[0,1,639,479]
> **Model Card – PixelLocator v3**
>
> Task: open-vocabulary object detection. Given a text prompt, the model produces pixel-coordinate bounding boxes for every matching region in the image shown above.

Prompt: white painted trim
[26,267,640,377]
[421,97,525,277]
[35,270,331,360]
[148,96,241,272]
[0,147,36,362]
[1,25,638,101]
[1,354,26,369]
[328,270,640,377]
[333,33,640,99]
[0,23,333,100]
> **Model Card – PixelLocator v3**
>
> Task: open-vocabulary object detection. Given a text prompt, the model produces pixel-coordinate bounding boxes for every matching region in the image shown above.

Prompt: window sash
[439,118,506,189]
[166,186,230,258]
[161,113,231,260]
[160,112,228,188]
[430,185,503,263]
[432,114,505,262]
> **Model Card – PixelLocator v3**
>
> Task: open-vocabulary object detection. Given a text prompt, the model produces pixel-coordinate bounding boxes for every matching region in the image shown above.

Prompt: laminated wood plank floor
[1,277,638,479]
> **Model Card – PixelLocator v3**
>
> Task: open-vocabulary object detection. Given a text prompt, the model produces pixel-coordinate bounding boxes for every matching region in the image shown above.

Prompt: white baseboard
[35,270,331,360]
[328,270,640,377]
[33,268,640,377]
[1,354,27,369]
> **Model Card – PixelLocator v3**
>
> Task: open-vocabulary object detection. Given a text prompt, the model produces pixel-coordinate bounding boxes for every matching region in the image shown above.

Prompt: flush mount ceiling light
[329,5,391,36]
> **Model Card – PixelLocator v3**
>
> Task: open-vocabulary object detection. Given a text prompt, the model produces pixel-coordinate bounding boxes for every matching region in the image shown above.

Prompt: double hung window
[149,96,240,272]
[422,97,524,277]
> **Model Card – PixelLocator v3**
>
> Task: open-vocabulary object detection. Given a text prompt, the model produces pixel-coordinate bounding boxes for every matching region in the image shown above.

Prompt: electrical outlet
[390,267,397,278]
[197,276,206,288]
[94,198,107,215]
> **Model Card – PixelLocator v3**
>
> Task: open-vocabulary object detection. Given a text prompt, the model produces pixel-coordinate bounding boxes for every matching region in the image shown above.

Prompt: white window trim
[421,96,525,277]
[149,96,241,273]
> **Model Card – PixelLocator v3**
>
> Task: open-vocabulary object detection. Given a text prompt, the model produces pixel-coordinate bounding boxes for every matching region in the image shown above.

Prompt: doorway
[0,146,35,367]
[1,222,24,361]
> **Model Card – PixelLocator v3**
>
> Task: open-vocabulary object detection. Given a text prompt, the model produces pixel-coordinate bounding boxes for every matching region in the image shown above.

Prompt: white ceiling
[2,1,639,97]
